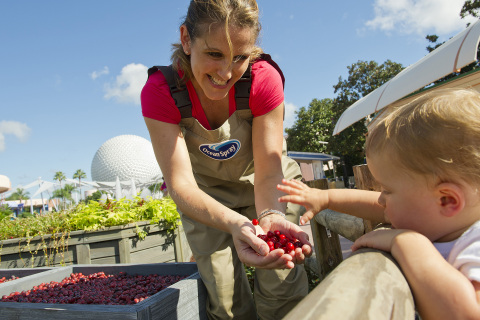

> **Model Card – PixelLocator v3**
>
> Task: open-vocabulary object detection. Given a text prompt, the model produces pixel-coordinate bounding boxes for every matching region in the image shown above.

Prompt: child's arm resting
[391,232,480,320]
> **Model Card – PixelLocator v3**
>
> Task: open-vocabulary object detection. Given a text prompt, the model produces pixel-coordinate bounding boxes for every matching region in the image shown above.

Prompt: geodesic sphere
[91,135,162,182]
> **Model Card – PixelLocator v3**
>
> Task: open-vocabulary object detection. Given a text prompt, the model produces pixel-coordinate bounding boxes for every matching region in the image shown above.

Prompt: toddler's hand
[277,179,328,225]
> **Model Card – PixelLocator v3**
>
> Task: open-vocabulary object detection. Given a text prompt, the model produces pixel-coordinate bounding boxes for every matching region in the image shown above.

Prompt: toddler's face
[367,154,440,241]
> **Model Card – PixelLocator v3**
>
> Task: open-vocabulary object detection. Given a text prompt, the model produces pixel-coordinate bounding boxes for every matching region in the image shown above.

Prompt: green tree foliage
[7,188,30,204]
[460,0,480,19]
[51,184,77,209]
[285,60,403,177]
[285,98,334,153]
[85,190,107,202]
[327,60,404,175]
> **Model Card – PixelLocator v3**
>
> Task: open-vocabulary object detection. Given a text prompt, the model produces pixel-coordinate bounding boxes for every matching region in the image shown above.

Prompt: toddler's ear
[436,182,465,217]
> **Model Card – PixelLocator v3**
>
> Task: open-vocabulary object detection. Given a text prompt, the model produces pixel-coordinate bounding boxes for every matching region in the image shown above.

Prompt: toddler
[278,88,480,320]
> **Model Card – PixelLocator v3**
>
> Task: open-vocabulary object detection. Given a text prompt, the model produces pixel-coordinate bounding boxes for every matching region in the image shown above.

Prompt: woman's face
[181,23,254,101]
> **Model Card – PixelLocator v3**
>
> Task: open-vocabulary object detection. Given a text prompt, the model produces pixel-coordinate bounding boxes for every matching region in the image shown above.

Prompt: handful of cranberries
[258,230,303,253]
[252,219,304,253]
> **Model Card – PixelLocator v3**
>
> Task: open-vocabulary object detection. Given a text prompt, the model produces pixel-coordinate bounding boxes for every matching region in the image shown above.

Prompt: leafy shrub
[0,196,180,241]
[0,205,13,222]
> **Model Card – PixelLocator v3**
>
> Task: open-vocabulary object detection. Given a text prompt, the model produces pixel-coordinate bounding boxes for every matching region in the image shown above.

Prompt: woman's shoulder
[141,68,181,124]
[251,58,283,85]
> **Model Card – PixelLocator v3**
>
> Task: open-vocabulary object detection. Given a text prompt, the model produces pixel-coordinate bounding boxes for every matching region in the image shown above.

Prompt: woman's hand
[258,214,313,265]
[232,220,295,269]
[277,179,329,225]
[231,218,312,269]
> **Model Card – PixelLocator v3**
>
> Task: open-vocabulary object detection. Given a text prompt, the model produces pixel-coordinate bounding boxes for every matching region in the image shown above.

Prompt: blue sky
[1,0,476,195]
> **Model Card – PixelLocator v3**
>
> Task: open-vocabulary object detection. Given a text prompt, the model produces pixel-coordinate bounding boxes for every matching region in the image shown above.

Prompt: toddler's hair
[366,88,480,186]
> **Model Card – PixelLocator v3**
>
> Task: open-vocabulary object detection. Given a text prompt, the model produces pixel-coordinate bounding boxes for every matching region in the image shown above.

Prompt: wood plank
[118,238,131,264]
[75,244,91,264]
[130,247,175,264]
[314,209,365,242]
[284,248,415,320]
[306,179,343,280]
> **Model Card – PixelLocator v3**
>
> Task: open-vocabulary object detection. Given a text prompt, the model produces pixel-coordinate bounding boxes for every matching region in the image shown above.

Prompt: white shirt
[443,220,480,282]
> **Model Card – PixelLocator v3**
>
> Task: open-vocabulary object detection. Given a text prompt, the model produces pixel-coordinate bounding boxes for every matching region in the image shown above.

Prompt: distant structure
[91,135,162,182]
[0,175,11,194]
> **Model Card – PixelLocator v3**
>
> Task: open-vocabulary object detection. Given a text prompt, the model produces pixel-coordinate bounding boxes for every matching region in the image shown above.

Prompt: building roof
[287,151,340,162]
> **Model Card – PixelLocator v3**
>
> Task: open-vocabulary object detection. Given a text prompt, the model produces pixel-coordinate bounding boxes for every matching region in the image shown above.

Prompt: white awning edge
[333,19,480,135]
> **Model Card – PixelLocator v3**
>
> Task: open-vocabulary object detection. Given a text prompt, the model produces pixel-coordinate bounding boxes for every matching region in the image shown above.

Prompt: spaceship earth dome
[91,135,162,182]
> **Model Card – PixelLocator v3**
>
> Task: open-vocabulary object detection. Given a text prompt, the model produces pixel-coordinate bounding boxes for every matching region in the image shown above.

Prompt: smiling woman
[140,0,311,319]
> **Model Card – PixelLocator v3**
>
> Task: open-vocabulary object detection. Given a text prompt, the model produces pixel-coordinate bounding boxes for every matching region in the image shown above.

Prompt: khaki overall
[178,109,309,320]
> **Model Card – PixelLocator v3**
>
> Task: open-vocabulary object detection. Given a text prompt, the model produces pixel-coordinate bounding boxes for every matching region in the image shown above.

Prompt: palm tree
[53,172,66,209]
[52,184,77,208]
[8,187,30,204]
[73,169,86,201]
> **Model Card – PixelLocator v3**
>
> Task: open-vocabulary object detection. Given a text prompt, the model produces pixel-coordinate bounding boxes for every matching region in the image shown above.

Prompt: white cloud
[283,101,299,131]
[0,121,31,152]
[366,0,477,36]
[90,66,109,80]
[104,63,148,105]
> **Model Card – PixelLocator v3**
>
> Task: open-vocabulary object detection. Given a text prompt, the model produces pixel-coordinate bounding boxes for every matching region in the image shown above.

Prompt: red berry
[286,242,295,251]
[252,219,259,225]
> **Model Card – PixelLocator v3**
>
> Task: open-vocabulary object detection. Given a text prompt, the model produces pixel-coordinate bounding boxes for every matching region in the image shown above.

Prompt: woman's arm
[144,117,294,268]
[251,104,312,262]
[252,103,287,215]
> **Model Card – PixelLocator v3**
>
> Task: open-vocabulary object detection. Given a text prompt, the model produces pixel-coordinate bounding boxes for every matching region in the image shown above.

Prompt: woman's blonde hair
[171,0,262,85]
[366,88,480,186]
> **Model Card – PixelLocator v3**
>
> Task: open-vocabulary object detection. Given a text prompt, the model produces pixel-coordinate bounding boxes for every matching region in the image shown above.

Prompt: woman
[142,1,311,318]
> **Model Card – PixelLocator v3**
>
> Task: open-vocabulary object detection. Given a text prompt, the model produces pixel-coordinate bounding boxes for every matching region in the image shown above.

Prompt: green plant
[0,196,180,241]
[0,205,13,222]
[0,196,181,267]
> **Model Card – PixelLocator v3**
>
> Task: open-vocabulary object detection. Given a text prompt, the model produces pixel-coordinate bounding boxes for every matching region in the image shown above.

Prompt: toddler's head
[366,88,480,188]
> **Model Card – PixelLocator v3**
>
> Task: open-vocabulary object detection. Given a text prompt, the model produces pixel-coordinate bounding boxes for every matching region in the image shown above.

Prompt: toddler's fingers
[300,211,315,225]
[278,194,304,205]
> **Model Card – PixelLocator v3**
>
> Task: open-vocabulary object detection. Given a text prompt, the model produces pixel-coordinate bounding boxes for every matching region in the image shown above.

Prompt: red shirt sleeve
[141,70,181,124]
[249,60,284,117]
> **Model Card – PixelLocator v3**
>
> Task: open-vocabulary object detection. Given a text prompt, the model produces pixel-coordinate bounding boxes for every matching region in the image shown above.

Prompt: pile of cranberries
[0,275,19,284]
[252,220,303,253]
[0,271,186,305]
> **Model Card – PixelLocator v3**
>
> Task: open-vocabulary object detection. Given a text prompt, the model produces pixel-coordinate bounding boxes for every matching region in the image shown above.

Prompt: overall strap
[147,65,193,118]
[234,65,251,110]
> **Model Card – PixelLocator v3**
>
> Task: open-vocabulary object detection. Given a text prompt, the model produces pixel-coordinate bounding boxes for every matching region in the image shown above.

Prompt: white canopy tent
[333,19,480,135]
[4,174,163,213]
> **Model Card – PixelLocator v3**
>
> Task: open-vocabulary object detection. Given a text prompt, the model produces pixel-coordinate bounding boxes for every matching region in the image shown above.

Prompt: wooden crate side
[130,247,176,264]
[0,247,76,269]
[0,264,204,320]
[130,231,173,253]
[88,239,119,260]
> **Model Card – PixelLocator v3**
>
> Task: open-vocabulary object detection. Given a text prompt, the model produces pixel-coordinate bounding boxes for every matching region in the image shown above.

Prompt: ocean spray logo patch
[199,139,241,160]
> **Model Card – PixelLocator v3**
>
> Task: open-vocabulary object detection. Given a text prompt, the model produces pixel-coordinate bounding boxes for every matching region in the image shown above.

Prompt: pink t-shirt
[141,60,284,130]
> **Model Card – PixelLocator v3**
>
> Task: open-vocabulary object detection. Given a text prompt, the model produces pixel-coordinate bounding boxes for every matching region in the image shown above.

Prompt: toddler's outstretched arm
[277,179,386,225]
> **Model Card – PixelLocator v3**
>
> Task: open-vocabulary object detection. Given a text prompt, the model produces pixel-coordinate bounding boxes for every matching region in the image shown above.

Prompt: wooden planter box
[0,262,207,320]
[0,221,192,268]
